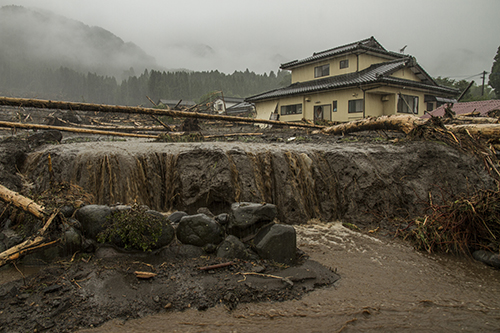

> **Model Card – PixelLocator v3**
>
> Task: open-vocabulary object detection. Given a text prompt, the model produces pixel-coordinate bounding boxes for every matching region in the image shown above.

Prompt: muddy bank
[0,244,339,332]
[22,140,495,227]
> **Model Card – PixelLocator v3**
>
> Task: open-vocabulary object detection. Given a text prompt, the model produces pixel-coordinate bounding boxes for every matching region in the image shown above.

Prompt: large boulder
[473,250,500,268]
[75,205,112,239]
[145,210,175,249]
[217,235,253,260]
[176,214,223,247]
[254,223,297,265]
[228,202,277,238]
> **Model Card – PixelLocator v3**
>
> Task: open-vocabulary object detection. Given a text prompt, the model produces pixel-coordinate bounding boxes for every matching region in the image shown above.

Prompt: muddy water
[80,222,500,332]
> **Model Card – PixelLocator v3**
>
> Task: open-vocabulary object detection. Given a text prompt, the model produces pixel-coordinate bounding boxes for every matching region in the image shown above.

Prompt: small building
[157,99,196,109]
[422,100,500,118]
[213,97,245,113]
[246,37,459,123]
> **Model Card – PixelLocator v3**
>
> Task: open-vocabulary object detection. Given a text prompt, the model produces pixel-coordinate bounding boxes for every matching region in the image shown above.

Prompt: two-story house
[246,37,459,123]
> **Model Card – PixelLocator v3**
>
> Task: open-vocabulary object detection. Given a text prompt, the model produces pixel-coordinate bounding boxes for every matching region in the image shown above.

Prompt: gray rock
[473,250,500,268]
[146,210,175,249]
[62,226,82,254]
[254,224,297,265]
[167,211,188,224]
[176,214,223,247]
[217,235,251,260]
[60,205,75,218]
[228,202,277,237]
[75,205,112,239]
[215,213,230,225]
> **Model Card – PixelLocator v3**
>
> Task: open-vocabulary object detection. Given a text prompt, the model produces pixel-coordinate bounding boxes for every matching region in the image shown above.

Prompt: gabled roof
[422,100,500,118]
[246,58,459,102]
[281,36,404,70]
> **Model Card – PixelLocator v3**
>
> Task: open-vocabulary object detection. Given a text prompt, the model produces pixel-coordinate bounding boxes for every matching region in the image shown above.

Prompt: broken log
[134,271,157,279]
[446,123,500,139]
[0,211,58,267]
[0,97,324,129]
[0,183,46,219]
[0,120,160,139]
[320,115,425,135]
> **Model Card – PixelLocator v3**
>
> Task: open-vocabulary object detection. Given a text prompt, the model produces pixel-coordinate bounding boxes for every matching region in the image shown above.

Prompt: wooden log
[134,271,157,279]
[0,183,46,219]
[51,117,167,132]
[320,115,425,135]
[446,123,500,139]
[0,120,160,138]
[0,97,324,129]
[0,211,58,267]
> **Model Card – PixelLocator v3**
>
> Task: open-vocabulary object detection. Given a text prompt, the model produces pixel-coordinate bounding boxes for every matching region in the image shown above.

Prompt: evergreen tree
[489,46,500,98]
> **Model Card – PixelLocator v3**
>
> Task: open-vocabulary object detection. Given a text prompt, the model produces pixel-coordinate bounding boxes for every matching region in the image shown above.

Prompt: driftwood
[134,271,157,279]
[320,115,425,135]
[0,120,160,139]
[50,117,167,132]
[0,97,324,129]
[0,210,58,267]
[0,183,46,219]
[446,124,500,139]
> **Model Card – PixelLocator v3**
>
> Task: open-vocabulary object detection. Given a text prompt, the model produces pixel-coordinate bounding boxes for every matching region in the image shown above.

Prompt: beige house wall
[254,84,429,123]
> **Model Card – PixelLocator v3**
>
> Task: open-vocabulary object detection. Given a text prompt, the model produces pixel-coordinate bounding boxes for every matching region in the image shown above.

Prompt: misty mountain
[0,5,159,80]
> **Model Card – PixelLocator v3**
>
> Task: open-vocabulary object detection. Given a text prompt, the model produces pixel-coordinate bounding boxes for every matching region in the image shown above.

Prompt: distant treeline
[0,65,291,106]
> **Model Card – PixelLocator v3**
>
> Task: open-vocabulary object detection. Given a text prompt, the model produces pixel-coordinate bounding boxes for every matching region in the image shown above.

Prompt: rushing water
[78,222,500,332]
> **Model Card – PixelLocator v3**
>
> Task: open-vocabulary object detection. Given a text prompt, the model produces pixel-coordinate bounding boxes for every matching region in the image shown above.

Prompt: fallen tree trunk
[320,115,425,135]
[0,96,324,129]
[0,120,160,139]
[0,211,58,267]
[445,123,500,139]
[50,117,167,132]
[0,183,46,219]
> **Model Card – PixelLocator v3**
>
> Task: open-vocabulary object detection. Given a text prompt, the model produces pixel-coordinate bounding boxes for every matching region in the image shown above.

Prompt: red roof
[422,100,500,118]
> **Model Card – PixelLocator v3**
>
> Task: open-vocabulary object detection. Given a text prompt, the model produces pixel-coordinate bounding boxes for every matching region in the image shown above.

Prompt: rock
[215,213,230,225]
[167,211,188,224]
[146,210,175,249]
[176,214,223,247]
[110,205,132,213]
[62,226,82,254]
[228,202,277,238]
[203,243,217,253]
[473,250,500,268]
[75,205,112,240]
[216,235,252,260]
[60,205,75,218]
[254,224,297,265]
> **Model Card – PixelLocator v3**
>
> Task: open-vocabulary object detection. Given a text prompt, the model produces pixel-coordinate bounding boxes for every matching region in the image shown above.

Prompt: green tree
[489,45,500,98]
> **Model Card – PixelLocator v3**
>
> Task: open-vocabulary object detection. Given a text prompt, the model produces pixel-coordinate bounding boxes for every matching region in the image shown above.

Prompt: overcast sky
[2,0,499,83]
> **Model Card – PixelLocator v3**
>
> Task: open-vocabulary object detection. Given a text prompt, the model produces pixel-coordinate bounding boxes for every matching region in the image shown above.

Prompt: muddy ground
[1,107,500,332]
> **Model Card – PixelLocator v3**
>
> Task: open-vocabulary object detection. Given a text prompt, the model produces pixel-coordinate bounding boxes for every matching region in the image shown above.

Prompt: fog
[1,0,499,83]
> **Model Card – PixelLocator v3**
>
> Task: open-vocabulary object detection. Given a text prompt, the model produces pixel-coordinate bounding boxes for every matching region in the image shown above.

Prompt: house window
[332,100,337,112]
[340,59,349,69]
[281,104,303,115]
[348,99,363,113]
[397,94,419,114]
[314,64,330,78]
[426,102,434,111]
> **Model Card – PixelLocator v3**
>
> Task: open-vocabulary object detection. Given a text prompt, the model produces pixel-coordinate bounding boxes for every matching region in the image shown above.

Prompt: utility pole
[482,70,487,96]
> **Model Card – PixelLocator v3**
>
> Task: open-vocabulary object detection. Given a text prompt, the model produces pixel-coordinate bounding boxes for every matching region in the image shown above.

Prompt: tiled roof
[246,59,458,102]
[422,100,500,118]
[281,36,404,70]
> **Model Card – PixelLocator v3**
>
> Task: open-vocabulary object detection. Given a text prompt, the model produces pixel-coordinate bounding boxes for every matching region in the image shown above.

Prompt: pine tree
[489,45,500,98]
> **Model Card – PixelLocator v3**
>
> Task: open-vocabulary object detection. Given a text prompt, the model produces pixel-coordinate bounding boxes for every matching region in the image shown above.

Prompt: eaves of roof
[246,60,459,103]
[280,37,404,70]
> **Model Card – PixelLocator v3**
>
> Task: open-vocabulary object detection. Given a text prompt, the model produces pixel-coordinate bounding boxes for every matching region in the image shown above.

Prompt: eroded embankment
[23,141,495,227]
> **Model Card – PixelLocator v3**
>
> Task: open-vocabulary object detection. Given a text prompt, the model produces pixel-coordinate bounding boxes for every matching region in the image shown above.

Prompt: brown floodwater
[77,221,500,332]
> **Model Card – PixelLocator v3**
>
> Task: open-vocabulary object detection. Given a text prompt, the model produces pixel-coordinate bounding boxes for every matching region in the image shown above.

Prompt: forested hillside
[0,5,290,105]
